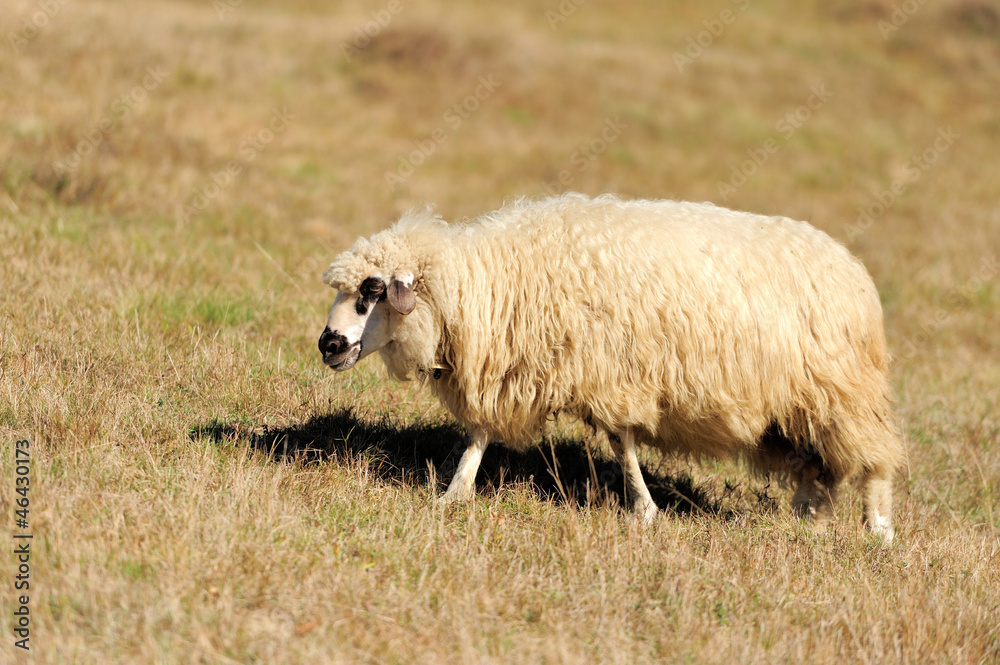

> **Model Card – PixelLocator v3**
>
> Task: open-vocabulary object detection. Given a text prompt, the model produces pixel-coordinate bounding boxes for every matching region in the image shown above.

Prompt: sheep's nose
[318,327,349,355]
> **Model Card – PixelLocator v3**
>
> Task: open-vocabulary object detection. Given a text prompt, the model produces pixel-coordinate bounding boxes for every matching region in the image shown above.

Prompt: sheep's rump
[423,195,898,480]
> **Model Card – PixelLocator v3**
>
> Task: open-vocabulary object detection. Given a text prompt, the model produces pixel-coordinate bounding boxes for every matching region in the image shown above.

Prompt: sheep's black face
[320,269,416,372]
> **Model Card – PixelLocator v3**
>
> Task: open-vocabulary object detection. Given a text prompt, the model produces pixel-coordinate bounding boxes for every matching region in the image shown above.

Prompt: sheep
[318,193,905,539]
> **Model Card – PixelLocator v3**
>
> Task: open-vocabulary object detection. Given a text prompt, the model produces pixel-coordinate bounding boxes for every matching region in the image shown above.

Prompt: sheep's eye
[359,277,385,300]
[356,277,386,315]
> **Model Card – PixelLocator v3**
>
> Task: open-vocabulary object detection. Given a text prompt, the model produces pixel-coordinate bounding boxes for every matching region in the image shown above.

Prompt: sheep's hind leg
[607,428,658,525]
[439,428,489,503]
[861,468,895,542]
[791,464,840,533]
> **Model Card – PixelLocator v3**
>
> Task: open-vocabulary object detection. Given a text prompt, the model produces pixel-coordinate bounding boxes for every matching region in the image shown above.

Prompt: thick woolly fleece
[323,193,905,486]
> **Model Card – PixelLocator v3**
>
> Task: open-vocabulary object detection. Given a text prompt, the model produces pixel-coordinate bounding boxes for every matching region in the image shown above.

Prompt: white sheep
[319,193,905,539]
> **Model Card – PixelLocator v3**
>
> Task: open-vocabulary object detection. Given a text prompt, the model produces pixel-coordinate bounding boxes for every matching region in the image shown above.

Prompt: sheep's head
[318,266,416,371]
[319,209,444,376]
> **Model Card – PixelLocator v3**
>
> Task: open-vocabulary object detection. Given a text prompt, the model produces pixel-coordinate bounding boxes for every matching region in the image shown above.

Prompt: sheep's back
[439,195,890,452]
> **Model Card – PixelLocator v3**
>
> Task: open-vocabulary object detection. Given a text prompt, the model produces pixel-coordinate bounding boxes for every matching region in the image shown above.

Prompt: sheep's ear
[387,269,416,315]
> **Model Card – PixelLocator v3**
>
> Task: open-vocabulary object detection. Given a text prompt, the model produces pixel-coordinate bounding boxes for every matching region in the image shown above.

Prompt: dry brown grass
[1,0,999,662]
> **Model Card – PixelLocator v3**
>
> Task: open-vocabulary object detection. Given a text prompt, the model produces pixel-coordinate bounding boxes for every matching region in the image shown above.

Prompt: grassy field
[2,0,999,662]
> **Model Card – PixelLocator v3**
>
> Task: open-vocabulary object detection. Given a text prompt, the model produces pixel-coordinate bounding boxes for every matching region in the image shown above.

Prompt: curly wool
[324,193,904,482]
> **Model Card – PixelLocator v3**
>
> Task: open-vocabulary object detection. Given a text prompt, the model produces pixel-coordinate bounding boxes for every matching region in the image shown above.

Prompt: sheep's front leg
[608,428,658,525]
[439,428,489,503]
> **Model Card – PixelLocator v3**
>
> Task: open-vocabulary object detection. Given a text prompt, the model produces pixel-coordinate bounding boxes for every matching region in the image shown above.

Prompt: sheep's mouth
[324,343,361,371]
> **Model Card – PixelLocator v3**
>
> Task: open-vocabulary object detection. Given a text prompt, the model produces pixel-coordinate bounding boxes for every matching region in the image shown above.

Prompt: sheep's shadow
[190,408,719,516]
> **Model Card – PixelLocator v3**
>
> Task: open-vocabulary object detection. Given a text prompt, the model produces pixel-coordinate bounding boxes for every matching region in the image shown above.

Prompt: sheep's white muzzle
[318,324,363,371]
[324,343,361,371]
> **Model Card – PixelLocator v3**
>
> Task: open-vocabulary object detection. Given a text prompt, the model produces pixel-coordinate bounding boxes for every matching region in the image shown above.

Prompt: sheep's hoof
[793,506,829,534]
[791,501,816,521]
[437,490,472,505]
[628,501,658,526]
[867,517,895,544]
[871,528,895,544]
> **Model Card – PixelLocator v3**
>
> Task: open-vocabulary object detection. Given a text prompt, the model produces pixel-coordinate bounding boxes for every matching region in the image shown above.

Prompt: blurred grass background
[1,0,998,663]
